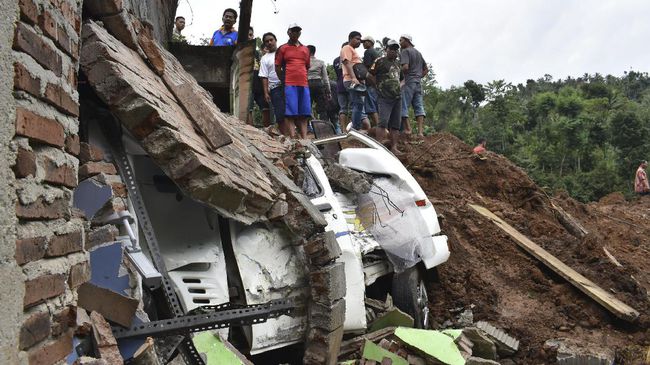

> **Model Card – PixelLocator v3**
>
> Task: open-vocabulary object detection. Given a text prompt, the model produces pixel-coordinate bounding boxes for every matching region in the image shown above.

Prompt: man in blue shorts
[209,8,238,46]
[275,23,311,138]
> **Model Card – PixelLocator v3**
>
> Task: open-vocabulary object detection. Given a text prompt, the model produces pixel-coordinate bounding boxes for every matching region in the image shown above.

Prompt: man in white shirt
[258,32,288,134]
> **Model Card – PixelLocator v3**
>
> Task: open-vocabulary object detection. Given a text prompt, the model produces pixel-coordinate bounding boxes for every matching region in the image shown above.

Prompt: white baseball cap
[400,34,414,45]
[361,35,375,43]
[288,23,302,30]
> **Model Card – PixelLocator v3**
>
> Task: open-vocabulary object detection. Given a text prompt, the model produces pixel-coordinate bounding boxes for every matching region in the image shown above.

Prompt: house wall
[7,1,89,364]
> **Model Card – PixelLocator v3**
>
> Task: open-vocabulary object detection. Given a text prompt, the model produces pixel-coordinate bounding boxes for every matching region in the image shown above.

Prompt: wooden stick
[603,247,623,267]
[469,203,639,322]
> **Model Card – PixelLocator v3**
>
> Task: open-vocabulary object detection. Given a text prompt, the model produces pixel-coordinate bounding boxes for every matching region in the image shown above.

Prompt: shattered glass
[356,178,429,273]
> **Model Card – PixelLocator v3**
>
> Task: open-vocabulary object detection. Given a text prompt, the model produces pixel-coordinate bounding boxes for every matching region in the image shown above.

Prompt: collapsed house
[3,0,348,363]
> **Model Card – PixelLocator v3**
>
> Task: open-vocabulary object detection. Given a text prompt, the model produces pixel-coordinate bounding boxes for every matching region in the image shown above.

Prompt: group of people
[173,8,431,153]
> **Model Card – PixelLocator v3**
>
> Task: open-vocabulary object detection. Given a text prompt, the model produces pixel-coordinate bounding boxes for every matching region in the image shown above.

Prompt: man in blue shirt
[210,8,238,46]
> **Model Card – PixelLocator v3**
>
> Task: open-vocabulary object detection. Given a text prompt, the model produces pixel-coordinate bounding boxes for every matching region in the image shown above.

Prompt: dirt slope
[398,133,649,364]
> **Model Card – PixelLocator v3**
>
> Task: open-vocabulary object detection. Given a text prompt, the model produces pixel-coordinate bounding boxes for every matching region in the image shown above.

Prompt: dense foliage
[421,71,650,202]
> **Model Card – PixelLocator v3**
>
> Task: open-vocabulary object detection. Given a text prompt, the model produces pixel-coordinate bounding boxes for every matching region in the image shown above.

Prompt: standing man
[635,160,650,195]
[369,39,402,154]
[362,35,380,127]
[259,32,286,133]
[399,34,428,136]
[247,27,271,127]
[307,45,331,121]
[275,23,311,138]
[333,42,350,132]
[341,31,370,131]
[171,16,186,43]
[209,8,238,46]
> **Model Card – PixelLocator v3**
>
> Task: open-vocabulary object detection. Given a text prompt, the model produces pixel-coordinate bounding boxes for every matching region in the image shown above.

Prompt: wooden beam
[469,204,639,322]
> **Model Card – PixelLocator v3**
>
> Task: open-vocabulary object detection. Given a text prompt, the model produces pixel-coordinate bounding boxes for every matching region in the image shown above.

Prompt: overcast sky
[175,0,650,88]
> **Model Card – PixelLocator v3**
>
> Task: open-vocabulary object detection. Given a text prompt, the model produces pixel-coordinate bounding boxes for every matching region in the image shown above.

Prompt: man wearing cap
[275,23,311,138]
[341,31,370,131]
[369,39,402,154]
[362,35,381,128]
[399,34,429,137]
[209,8,238,46]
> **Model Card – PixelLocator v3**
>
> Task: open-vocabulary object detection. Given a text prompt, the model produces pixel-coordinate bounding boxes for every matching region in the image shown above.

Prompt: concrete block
[475,321,519,356]
[310,299,346,332]
[309,262,346,306]
[463,327,497,360]
[303,326,344,365]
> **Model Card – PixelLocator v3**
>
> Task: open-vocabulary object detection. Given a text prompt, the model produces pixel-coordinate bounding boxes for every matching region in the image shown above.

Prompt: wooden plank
[468,204,639,322]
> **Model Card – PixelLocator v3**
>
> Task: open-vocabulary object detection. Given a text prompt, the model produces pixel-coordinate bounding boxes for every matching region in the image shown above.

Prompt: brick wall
[11,0,88,364]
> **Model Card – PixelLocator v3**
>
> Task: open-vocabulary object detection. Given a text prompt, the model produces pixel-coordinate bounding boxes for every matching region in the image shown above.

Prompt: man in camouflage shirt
[369,39,402,154]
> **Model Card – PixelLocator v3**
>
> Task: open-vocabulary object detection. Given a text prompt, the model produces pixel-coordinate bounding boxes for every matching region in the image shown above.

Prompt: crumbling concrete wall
[8,0,90,364]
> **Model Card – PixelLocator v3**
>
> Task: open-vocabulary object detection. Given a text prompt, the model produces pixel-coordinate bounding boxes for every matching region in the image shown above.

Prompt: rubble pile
[398,133,650,363]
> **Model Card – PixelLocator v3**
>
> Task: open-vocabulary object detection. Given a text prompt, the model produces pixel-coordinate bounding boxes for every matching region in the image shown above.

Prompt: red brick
[13,22,63,77]
[16,196,70,220]
[20,311,51,350]
[42,156,77,188]
[52,306,75,337]
[65,134,80,156]
[24,273,66,308]
[44,83,79,117]
[79,161,117,180]
[46,229,83,257]
[27,329,73,365]
[15,236,47,265]
[13,147,37,178]
[19,0,39,25]
[38,9,58,42]
[68,261,90,288]
[14,61,41,97]
[111,182,127,197]
[15,108,65,147]
[56,23,78,60]
[79,142,104,163]
[59,1,80,33]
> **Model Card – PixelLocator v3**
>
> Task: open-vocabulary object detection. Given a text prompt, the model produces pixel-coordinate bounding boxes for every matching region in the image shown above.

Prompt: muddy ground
[397,133,650,364]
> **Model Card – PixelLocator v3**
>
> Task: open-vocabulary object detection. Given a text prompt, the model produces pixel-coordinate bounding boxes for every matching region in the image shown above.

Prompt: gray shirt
[308,56,331,90]
[400,47,426,84]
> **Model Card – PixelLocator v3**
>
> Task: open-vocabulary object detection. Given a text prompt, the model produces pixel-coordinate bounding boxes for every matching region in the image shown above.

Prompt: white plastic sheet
[357,178,430,273]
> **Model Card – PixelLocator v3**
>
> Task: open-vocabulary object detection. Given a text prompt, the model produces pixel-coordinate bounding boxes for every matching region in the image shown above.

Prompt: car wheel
[391,265,430,329]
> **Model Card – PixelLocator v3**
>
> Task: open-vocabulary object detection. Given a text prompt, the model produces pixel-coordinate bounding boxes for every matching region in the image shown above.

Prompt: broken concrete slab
[475,321,519,356]
[309,261,346,306]
[368,308,414,333]
[462,327,497,360]
[78,283,138,328]
[393,327,465,365]
[465,357,500,365]
[310,299,346,332]
[544,338,615,365]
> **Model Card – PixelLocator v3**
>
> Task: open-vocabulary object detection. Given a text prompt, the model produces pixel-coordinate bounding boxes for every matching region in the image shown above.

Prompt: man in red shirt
[275,23,311,138]
[635,160,649,195]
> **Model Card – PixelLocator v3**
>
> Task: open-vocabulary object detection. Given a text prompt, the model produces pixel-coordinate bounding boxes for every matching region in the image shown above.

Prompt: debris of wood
[132,337,162,365]
[362,340,408,365]
[78,282,139,327]
[475,321,519,356]
[339,327,397,359]
[469,204,640,322]
[603,247,623,267]
[551,202,588,238]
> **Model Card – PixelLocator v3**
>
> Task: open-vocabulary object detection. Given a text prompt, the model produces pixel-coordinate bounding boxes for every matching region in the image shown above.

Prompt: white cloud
[175,0,650,87]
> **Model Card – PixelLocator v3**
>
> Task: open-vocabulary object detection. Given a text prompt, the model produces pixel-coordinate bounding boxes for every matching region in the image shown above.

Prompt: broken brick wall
[7,0,89,364]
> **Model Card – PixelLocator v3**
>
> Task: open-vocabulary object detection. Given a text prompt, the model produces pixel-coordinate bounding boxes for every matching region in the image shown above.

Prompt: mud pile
[399,133,650,363]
